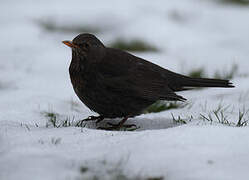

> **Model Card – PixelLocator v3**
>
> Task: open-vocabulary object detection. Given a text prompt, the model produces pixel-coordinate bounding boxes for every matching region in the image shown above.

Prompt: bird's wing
[96,48,186,101]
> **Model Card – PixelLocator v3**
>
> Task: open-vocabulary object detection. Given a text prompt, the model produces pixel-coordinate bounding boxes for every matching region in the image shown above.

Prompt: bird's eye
[84,42,90,49]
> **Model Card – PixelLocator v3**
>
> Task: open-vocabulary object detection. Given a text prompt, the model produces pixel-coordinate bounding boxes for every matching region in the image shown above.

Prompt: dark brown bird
[63,33,234,130]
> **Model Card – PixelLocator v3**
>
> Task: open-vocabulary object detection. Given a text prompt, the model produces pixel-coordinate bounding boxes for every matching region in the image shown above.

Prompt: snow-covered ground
[1,0,249,179]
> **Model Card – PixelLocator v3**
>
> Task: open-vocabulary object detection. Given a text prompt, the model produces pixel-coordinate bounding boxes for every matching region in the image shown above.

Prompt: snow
[1,0,249,179]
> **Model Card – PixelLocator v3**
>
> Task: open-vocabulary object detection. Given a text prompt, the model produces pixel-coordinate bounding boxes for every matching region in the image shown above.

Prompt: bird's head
[63,33,105,62]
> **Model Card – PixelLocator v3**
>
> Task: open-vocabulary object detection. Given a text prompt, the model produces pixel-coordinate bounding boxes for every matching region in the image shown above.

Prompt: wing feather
[97,48,186,101]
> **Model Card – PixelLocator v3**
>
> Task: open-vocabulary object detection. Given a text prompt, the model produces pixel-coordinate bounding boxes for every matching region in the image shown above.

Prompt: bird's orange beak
[62,41,78,48]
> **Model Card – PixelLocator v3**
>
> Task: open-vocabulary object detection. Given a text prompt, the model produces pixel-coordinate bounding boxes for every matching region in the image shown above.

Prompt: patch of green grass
[214,64,238,80]
[44,111,58,127]
[199,104,249,127]
[42,110,138,130]
[219,0,249,6]
[109,39,158,52]
[37,19,101,33]
[187,64,239,80]
[199,104,231,125]
[147,178,164,180]
[188,68,205,78]
[42,111,80,128]
[237,108,249,127]
[144,101,187,114]
[20,123,31,131]
[171,113,187,124]
[80,166,89,173]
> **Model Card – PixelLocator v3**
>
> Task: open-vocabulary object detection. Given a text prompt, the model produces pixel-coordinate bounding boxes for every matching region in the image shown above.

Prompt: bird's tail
[180,77,234,88]
[168,74,234,92]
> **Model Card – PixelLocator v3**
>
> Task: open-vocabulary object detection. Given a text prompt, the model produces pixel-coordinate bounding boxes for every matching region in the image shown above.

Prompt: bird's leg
[98,116,138,130]
[83,115,104,122]
[76,115,104,127]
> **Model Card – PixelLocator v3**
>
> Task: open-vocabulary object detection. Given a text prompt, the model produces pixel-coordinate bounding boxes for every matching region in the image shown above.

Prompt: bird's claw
[84,116,101,121]
[107,122,137,128]
[97,123,139,131]
[76,116,104,127]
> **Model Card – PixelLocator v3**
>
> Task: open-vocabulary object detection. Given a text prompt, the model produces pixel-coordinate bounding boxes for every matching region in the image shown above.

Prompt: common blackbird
[63,33,234,130]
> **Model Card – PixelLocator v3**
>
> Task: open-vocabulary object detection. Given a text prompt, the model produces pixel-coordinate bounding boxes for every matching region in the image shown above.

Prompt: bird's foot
[76,116,104,127]
[97,122,139,131]
[84,115,104,121]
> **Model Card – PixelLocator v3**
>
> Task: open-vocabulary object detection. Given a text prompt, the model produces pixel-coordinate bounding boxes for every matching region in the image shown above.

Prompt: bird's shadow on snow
[84,117,179,131]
